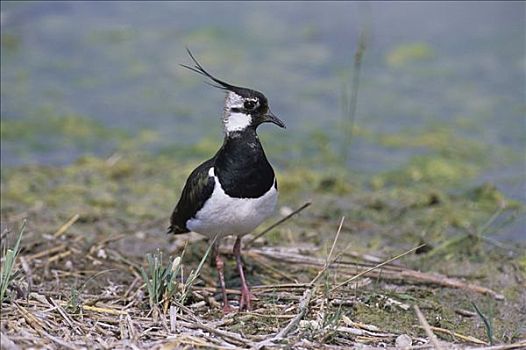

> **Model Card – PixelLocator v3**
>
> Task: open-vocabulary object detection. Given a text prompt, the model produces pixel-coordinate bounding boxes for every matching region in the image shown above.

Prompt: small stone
[395,334,412,349]
[299,320,321,330]
[97,248,107,259]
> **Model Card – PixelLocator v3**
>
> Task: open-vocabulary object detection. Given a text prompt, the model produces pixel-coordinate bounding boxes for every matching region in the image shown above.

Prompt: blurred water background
[1,1,524,239]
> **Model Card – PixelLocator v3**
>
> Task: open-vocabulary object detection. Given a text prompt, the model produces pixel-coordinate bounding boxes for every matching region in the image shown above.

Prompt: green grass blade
[472,301,493,345]
[0,221,26,302]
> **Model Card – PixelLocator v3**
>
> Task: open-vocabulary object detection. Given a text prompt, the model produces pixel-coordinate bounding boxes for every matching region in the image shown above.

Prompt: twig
[245,201,312,247]
[336,326,395,338]
[251,246,504,299]
[326,216,345,266]
[48,297,83,336]
[79,304,128,315]
[244,312,294,319]
[255,287,314,349]
[454,308,477,317]
[330,244,425,292]
[255,219,346,347]
[276,287,313,338]
[91,233,126,248]
[414,304,443,350]
[25,245,67,261]
[420,325,487,345]
[249,254,298,283]
[13,303,80,348]
[311,216,345,285]
[14,302,47,333]
[251,283,311,290]
[48,250,72,263]
[401,272,503,301]
[467,341,526,350]
[178,318,253,347]
[53,214,80,238]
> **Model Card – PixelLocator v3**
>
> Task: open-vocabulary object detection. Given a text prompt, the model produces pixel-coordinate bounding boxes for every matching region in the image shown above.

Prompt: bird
[168,49,285,312]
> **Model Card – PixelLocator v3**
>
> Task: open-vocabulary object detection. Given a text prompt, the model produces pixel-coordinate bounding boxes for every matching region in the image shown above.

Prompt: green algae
[386,42,435,68]
[1,113,128,154]
[381,155,480,185]
[0,33,21,52]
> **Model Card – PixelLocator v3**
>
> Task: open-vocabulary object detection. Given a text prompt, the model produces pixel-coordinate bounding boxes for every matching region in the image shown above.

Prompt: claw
[239,284,254,311]
[222,303,234,314]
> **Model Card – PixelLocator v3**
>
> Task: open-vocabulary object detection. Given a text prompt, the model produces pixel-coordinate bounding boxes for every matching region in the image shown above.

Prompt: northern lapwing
[168,49,285,312]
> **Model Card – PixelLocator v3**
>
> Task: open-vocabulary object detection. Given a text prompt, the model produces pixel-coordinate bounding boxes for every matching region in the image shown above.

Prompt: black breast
[215,130,275,198]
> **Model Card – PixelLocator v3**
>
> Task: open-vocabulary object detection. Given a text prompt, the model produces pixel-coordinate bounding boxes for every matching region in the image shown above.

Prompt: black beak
[265,110,286,129]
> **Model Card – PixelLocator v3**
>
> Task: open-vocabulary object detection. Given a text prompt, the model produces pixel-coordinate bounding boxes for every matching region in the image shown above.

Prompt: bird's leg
[213,241,232,313]
[233,236,252,310]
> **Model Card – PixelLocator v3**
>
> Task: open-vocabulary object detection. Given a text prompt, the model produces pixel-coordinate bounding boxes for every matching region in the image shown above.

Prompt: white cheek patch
[223,91,252,133]
[225,112,252,133]
[224,92,244,110]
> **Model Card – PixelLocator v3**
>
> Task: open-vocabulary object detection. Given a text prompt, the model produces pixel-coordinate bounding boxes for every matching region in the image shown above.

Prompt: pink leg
[234,236,252,310]
[213,242,232,313]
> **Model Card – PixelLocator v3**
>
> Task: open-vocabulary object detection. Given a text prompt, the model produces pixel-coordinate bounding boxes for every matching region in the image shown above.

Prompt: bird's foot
[222,303,234,314]
[239,285,254,311]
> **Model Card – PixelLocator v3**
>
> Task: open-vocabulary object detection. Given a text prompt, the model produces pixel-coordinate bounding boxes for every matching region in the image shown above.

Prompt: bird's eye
[244,100,257,110]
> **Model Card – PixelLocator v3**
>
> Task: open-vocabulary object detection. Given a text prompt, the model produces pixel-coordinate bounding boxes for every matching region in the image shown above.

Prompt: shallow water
[1,2,524,239]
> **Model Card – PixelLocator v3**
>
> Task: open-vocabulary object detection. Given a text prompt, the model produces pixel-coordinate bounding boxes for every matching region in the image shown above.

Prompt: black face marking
[227,94,268,125]
[244,99,257,110]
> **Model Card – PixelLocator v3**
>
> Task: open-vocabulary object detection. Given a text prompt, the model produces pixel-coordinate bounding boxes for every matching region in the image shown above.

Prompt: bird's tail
[167,224,189,235]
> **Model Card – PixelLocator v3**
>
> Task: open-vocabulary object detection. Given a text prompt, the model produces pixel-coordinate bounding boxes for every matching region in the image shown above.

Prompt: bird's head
[181,49,286,135]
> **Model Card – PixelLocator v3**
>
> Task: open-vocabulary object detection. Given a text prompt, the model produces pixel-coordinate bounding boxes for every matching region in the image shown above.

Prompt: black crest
[181,48,256,98]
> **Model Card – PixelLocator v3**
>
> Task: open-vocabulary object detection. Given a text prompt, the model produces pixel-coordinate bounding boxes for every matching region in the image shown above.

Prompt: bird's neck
[223,127,261,148]
[218,127,268,165]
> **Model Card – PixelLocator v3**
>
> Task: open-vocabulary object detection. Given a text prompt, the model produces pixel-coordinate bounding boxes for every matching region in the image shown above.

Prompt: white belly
[186,167,278,237]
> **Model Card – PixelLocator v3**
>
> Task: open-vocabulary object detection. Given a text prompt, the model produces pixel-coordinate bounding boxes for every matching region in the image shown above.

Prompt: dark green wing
[168,158,215,234]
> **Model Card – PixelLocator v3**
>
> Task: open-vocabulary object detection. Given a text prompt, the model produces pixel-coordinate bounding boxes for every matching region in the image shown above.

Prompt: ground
[0,152,525,349]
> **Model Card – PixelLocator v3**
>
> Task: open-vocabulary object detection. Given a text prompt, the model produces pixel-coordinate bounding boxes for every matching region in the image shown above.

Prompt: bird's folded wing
[168,158,215,234]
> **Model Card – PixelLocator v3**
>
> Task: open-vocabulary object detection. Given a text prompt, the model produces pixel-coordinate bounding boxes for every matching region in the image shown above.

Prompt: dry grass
[1,210,524,350]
